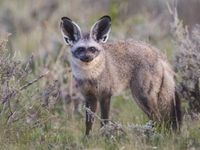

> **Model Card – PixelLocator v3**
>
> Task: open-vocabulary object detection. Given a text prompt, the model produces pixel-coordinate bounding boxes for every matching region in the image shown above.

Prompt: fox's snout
[79,53,94,62]
[72,46,100,63]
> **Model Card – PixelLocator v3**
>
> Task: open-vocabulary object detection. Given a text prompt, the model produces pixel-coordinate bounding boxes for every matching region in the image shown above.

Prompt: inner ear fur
[90,15,111,43]
[60,17,82,45]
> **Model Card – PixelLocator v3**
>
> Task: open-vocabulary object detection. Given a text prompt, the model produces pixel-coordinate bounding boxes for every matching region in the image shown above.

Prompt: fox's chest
[72,56,130,97]
[74,77,111,97]
[74,70,129,98]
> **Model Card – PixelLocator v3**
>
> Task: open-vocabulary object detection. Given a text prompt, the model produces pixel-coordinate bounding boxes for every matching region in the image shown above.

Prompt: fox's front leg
[85,94,97,136]
[100,92,111,127]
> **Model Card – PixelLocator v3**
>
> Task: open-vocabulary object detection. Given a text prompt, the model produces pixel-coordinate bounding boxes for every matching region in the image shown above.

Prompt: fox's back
[104,40,167,69]
[103,40,173,95]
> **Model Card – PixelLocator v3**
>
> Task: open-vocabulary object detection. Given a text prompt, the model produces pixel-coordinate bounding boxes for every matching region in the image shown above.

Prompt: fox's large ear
[90,15,111,43]
[60,17,82,46]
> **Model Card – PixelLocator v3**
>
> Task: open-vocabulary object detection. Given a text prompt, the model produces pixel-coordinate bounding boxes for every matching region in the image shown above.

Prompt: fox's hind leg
[130,85,161,121]
[130,70,163,121]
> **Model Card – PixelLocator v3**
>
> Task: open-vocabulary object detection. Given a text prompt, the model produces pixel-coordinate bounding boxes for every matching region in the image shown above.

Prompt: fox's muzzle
[72,47,100,63]
[79,54,94,62]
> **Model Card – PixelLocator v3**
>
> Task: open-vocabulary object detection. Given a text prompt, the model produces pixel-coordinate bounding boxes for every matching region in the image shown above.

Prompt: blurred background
[0,0,200,59]
[0,0,200,149]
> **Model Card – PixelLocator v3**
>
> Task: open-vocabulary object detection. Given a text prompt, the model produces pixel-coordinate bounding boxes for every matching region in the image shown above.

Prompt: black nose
[80,55,93,62]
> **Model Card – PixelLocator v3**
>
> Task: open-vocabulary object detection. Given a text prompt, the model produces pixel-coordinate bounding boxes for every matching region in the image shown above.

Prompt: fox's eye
[88,47,97,53]
[76,47,86,53]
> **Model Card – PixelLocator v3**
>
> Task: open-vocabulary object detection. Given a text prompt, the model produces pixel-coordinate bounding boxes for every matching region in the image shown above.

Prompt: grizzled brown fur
[60,16,181,135]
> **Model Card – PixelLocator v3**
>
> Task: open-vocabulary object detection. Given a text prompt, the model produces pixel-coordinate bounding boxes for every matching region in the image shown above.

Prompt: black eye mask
[72,47,86,58]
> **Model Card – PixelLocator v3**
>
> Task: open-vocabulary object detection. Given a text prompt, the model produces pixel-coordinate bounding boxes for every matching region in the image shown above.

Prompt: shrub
[170,7,200,114]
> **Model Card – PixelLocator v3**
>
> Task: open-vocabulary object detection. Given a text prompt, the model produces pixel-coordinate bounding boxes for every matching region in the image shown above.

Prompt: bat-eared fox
[60,15,181,135]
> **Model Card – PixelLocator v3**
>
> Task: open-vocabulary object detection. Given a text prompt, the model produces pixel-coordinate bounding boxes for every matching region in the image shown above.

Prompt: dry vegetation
[170,6,200,114]
[0,0,200,150]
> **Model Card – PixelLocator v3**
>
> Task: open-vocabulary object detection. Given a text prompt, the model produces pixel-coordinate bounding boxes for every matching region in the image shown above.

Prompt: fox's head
[60,16,111,63]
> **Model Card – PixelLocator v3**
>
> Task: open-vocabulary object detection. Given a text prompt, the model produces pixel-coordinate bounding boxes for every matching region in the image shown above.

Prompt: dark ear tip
[100,15,111,21]
[61,17,72,21]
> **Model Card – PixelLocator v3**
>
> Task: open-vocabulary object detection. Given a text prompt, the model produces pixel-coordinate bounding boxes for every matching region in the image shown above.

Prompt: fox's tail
[171,90,182,131]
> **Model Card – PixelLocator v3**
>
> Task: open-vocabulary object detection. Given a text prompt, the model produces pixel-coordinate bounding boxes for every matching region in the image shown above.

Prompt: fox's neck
[71,52,106,80]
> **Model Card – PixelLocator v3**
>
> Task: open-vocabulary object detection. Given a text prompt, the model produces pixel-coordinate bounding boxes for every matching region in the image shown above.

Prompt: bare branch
[1,71,49,104]
[19,71,49,91]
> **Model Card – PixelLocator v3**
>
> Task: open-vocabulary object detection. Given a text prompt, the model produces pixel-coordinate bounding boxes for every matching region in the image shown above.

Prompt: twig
[85,107,109,124]
[1,71,49,104]
[1,91,16,104]
[85,107,126,135]
[19,71,49,91]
